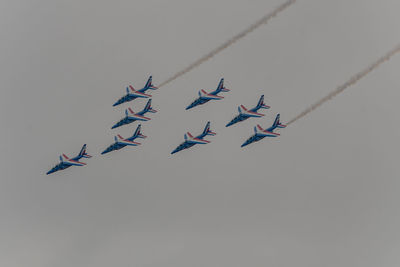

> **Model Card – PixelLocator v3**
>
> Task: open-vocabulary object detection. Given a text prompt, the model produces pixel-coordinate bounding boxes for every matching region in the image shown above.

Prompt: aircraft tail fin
[145,75,158,90]
[256,95,270,110]
[78,144,86,156]
[272,114,280,128]
[144,99,157,113]
[272,114,287,129]
[78,144,92,158]
[202,121,216,136]
[133,124,147,138]
[214,78,230,93]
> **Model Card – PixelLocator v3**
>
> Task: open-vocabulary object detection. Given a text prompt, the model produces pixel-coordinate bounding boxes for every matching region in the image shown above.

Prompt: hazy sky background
[1,0,400,266]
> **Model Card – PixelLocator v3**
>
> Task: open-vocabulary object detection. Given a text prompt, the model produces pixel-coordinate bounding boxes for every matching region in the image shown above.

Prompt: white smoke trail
[287,44,400,125]
[158,0,296,88]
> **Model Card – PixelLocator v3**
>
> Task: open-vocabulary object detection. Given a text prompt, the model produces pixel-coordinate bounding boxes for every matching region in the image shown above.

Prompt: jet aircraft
[186,78,230,110]
[46,144,92,175]
[101,124,146,154]
[111,99,157,129]
[113,76,158,106]
[241,114,286,147]
[171,121,216,154]
[226,95,270,127]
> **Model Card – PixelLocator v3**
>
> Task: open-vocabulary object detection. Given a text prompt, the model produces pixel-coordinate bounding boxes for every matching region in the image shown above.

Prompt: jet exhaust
[158,0,296,88]
[287,44,400,125]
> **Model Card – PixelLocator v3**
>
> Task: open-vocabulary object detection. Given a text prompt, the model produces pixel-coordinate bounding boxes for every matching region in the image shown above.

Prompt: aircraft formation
[47,76,286,174]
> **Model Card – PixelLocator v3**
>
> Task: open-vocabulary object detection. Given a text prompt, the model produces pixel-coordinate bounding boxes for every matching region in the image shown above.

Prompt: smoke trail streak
[287,44,400,125]
[158,0,296,88]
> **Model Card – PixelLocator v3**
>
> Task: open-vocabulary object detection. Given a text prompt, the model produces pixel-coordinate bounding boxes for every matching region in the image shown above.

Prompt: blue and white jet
[171,121,216,154]
[111,99,157,129]
[186,78,230,110]
[46,144,92,175]
[101,124,146,155]
[113,76,158,107]
[226,95,270,127]
[241,114,286,147]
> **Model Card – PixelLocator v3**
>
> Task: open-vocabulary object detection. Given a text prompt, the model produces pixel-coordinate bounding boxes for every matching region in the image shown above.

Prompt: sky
[1,0,400,266]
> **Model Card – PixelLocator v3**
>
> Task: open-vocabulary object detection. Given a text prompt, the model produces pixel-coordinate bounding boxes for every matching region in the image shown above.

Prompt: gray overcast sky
[1,0,400,266]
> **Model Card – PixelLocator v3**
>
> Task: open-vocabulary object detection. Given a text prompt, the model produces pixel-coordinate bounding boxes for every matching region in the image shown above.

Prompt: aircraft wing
[117,135,141,146]
[186,135,211,144]
[261,130,280,137]
[242,105,264,117]
[62,154,86,166]
[128,85,152,98]
[256,125,280,137]
[122,139,141,145]
[199,89,224,100]
[130,113,151,121]
[129,108,151,121]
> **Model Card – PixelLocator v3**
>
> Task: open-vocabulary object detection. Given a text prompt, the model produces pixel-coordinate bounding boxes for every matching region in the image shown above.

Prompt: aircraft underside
[226,114,249,127]
[171,142,196,154]
[46,163,71,175]
[113,95,138,107]
[186,98,210,110]
[241,134,264,147]
[111,117,136,129]
[101,143,126,154]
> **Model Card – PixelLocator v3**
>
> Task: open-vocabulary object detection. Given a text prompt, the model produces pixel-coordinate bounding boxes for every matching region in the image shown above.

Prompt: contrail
[287,43,400,125]
[158,0,296,88]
